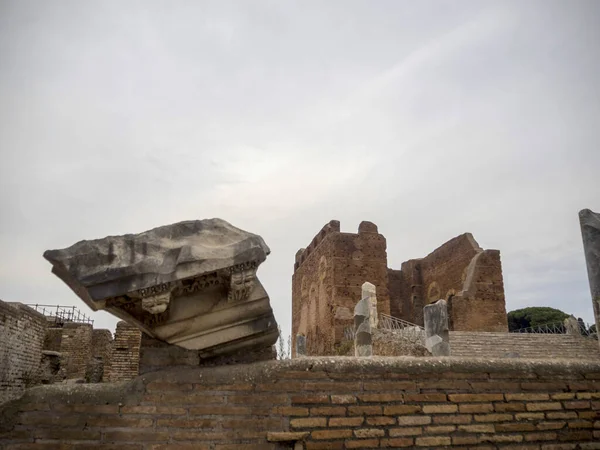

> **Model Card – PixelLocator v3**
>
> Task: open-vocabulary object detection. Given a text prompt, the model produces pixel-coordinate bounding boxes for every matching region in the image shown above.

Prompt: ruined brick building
[292,220,509,355]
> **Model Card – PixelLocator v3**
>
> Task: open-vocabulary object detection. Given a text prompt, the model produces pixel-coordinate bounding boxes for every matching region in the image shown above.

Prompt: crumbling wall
[292,221,391,356]
[388,233,508,331]
[105,321,141,382]
[86,329,113,383]
[2,358,600,448]
[0,301,47,404]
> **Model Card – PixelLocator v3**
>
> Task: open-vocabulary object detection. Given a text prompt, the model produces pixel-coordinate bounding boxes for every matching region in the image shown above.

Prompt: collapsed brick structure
[292,221,508,356]
[0,299,143,404]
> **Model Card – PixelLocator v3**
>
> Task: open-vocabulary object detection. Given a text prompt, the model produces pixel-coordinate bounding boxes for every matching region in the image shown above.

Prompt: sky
[1,0,599,339]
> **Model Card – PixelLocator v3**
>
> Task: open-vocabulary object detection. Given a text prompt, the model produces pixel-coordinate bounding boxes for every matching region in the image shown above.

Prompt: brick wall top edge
[421,232,481,259]
[295,220,341,271]
[0,300,48,323]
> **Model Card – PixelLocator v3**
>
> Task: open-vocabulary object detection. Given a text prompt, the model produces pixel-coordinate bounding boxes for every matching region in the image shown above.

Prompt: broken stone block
[564,315,582,336]
[354,297,372,357]
[424,299,450,356]
[43,219,279,358]
[579,209,600,347]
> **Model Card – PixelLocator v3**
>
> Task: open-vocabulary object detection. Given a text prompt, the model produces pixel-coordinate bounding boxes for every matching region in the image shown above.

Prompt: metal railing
[379,313,425,344]
[26,304,94,326]
[511,320,595,338]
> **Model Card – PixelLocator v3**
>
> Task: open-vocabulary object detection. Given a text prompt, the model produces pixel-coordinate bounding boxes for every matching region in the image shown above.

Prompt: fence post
[354,293,373,357]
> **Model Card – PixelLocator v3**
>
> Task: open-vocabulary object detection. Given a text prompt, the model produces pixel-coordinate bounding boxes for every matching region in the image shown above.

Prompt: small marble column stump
[295,334,306,357]
[354,294,373,357]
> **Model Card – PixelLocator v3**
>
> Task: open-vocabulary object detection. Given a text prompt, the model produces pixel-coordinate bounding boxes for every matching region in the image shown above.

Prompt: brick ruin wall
[0,302,47,404]
[60,322,93,379]
[2,357,600,449]
[293,223,509,355]
[389,233,508,331]
[292,221,391,356]
[105,321,142,382]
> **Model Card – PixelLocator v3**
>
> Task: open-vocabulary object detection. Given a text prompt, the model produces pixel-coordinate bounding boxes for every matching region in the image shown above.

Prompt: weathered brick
[495,402,526,412]
[404,393,447,402]
[547,411,578,419]
[495,422,535,432]
[311,429,352,439]
[146,381,192,392]
[363,381,416,391]
[537,421,567,430]
[290,417,327,428]
[366,416,396,426]
[329,417,364,427]
[474,413,513,422]
[425,425,455,434]
[516,412,546,421]
[305,442,344,450]
[346,439,378,449]
[348,405,382,416]
[415,436,451,446]
[433,414,472,424]
[379,438,414,448]
[271,406,309,416]
[522,382,567,391]
[291,394,329,404]
[103,430,169,441]
[188,406,251,416]
[194,383,253,391]
[568,420,594,428]
[330,395,356,404]
[353,428,385,438]
[525,432,558,441]
[506,393,550,401]
[527,402,563,411]
[389,427,422,436]
[452,435,479,445]
[383,405,421,415]
[479,434,523,443]
[565,401,591,410]
[303,382,361,392]
[449,393,503,403]
[459,424,495,433]
[310,406,346,416]
[155,418,217,428]
[459,403,494,413]
[397,415,431,426]
[422,404,457,414]
[552,393,577,400]
[359,393,404,403]
[120,406,186,415]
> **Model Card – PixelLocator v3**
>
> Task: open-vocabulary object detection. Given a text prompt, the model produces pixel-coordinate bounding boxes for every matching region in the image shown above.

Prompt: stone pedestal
[579,209,600,348]
[44,219,279,358]
[564,315,581,336]
[424,299,450,356]
[354,296,372,357]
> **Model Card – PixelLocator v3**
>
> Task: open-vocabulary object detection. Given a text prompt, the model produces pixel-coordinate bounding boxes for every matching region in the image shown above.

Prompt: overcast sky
[1,0,599,339]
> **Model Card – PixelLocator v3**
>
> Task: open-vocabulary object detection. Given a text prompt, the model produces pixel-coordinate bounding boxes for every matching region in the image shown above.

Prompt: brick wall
[0,301,47,405]
[292,221,391,356]
[105,321,142,382]
[60,322,93,379]
[2,357,600,448]
[450,332,600,360]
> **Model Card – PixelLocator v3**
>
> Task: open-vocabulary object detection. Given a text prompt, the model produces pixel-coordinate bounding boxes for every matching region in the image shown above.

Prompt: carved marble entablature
[43,219,279,355]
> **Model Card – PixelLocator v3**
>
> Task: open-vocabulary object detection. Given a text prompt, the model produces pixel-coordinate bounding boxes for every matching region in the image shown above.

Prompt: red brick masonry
[1,357,599,449]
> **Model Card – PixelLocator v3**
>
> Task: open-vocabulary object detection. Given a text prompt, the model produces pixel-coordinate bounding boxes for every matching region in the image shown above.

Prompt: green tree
[507,307,570,331]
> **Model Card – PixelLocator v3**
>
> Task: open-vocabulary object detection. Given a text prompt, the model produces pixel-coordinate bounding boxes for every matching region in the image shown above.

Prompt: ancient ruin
[43,218,279,358]
[292,220,508,356]
[580,208,600,348]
